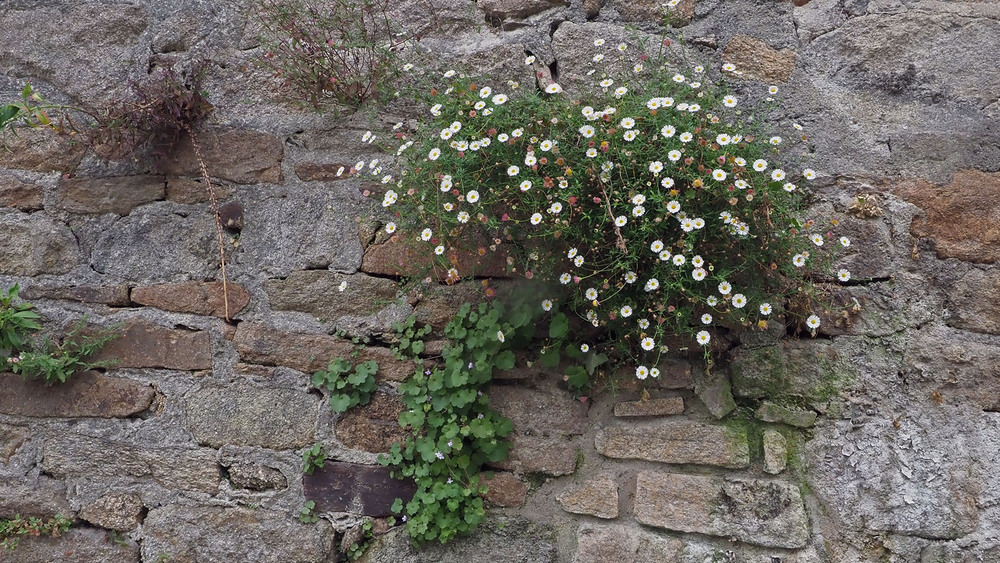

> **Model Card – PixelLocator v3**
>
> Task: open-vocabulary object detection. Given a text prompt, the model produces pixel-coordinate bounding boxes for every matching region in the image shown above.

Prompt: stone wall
[2,0,999,561]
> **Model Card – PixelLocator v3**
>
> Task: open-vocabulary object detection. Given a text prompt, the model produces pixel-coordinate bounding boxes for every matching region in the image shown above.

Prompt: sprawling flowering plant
[366,36,847,389]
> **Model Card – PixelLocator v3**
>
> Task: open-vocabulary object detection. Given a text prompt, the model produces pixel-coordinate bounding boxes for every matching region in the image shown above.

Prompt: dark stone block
[303,462,416,517]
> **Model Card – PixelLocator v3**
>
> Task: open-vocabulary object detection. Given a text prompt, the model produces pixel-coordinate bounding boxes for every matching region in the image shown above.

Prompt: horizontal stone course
[131,280,250,318]
[158,129,283,185]
[557,473,618,519]
[634,472,809,549]
[185,382,318,450]
[20,284,130,306]
[573,524,683,563]
[613,397,684,417]
[232,322,416,380]
[88,319,212,371]
[56,175,164,215]
[42,434,220,494]
[264,270,397,319]
[595,420,749,468]
[142,504,333,562]
[11,527,139,563]
[0,371,154,418]
[304,461,416,517]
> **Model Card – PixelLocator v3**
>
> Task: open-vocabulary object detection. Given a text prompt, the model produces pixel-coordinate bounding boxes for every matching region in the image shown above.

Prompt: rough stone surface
[185,383,318,450]
[483,472,528,508]
[0,129,87,173]
[265,270,398,320]
[722,35,797,83]
[634,472,809,549]
[894,170,1000,264]
[0,209,81,276]
[42,435,219,494]
[0,174,44,211]
[596,420,749,468]
[573,524,684,563]
[0,425,29,462]
[362,236,508,279]
[89,205,220,281]
[159,129,283,185]
[949,267,1000,335]
[79,492,144,531]
[232,322,415,379]
[755,402,818,428]
[9,528,139,563]
[0,372,154,418]
[612,0,694,26]
[142,505,333,563]
[303,462,416,517]
[88,319,212,371]
[20,284,130,306]
[762,429,788,475]
[479,0,568,21]
[56,175,165,215]
[613,397,684,417]
[365,516,557,563]
[730,340,855,402]
[903,325,1000,411]
[294,161,356,182]
[335,392,409,453]
[0,477,72,519]
[226,462,289,491]
[131,281,250,318]
[490,379,589,475]
[694,367,736,419]
[165,176,230,204]
[557,473,619,519]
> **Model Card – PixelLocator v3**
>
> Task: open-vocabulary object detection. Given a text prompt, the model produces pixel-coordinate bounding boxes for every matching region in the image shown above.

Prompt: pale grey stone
[185,382,319,450]
[596,420,749,468]
[762,429,788,475]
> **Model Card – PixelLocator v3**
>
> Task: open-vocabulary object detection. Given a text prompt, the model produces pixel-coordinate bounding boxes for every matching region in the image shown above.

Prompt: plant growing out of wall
[1,64,240,322]
[379,296,543,545]
[311,358,379,413]
[2,286,120,384]
[253,0,433,110]
[370,35,850,394]
[0,514,72,551]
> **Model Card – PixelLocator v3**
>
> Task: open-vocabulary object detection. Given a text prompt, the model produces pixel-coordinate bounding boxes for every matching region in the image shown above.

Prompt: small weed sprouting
[0,514,72,551]
[0,285,41,359]
[302,443,327,475]
[298,500,318,524]
[311,358,378,413]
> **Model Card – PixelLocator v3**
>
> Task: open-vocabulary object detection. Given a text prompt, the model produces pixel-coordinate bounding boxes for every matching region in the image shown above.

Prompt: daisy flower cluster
[373,42,850,385]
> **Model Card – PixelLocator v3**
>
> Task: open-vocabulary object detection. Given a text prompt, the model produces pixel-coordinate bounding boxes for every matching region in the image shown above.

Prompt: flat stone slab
[142,505,332,562]
[303,462,416,517]
[0,371,154,418]
[634,472,809,549]
[557,474,619,519]
[613,397,684,417]
[42,435,219,494]
[88,319,212,371]
[233,322,415,380]
[11,528,138,563]
[595,420,749,469]
[265,270,397,320]
[20,284,130,306]
[756,401,818,428]
[56,175,164,215]
[185,383,318,450]
[131,281,250,318]
[573,524,683,563]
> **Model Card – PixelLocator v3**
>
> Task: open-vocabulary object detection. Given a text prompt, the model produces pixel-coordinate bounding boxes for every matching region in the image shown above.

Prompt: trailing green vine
[379,294,545,545]
[0,514,72,551]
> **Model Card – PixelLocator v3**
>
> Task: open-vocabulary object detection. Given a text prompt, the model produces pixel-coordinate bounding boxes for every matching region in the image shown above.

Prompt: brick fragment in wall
[0,372,155,418]
[131,280,250,318]
[86,319,212,371]
[335,392,409,453]
[19,284,130,306]
[158,129,284,185]
[56,175,165,215]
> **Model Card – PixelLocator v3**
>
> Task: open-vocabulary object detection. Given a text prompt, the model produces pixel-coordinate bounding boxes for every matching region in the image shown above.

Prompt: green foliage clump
[311,358,379,413]
[2,286,119,384]
[0,514,72,551]
[298,500,318,524]
[380,297,544,546]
